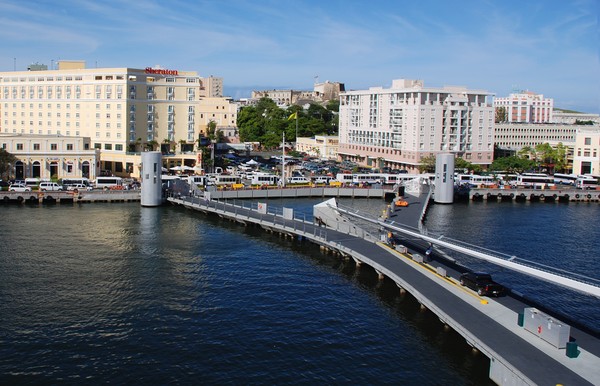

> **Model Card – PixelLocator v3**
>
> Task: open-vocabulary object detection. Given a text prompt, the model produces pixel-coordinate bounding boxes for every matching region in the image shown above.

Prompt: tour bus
[575,176,599,190]
[468,175,496,187]
[336,173,354,185]
[250,173,280,186]
[515,173,555,188]
[187,175,207,187]
[454,174,472,185]
[553,173,578,186]
[61,177,92,188]
[207,174,242,187]
[95,176,124,190]
[382,174,419,185]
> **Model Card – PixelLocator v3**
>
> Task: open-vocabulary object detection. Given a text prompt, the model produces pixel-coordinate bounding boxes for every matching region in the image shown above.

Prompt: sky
[0,0,598,113]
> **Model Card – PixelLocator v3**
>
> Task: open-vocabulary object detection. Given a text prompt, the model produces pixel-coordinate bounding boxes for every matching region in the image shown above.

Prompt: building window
[50,143,58,150]
[105,144,112,150]
[33,143,40,150]
[584,137,591,145]
[67,144,73,151]
[16,143,23,150]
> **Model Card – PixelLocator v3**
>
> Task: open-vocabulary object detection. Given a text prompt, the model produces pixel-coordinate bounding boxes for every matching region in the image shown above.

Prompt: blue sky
[0,0,598,113]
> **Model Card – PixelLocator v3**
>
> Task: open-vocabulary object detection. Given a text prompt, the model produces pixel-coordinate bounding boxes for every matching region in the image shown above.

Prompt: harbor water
[0,198,598,384]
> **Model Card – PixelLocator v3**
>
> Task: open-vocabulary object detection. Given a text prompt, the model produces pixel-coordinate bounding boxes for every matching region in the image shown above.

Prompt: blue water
[0,199,597,384]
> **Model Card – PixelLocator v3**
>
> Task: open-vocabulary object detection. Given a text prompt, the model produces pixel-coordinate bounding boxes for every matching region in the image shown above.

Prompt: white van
[286,176,310,184]
[39,182,63,191]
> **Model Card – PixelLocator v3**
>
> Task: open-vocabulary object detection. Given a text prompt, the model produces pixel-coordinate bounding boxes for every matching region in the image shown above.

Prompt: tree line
[419,142,570,174]
[237,97,339,149]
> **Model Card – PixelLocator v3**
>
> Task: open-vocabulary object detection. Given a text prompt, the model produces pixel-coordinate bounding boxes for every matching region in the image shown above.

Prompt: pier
[470,188,600,202]
[167,192,600,386]
[0,190,141,204]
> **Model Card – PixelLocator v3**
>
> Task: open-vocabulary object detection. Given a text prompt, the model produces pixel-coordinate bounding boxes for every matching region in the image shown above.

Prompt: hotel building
[337,79,495,173]
[494,91,553,123]
[0,61,237,179]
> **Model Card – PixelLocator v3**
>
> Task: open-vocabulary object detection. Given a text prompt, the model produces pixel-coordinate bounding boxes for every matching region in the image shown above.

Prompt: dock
[470,188,600,202]
[0,190,141,204]
[167,193,600,386]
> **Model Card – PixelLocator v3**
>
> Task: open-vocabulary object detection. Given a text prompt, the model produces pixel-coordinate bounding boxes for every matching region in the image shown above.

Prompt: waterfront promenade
[167,193,600,386]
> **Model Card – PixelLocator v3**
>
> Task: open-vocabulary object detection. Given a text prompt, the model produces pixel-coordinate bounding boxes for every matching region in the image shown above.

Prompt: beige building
[0,133,99,180]
[0,61,237,178]
[573,128,600,175]
[338,79,494,173]
[296,135,339,160]
[251,81,345,106]
[494,123,578,151]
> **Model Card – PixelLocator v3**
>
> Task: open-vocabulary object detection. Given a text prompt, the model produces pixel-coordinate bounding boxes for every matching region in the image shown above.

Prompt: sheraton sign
[145,67,179,76]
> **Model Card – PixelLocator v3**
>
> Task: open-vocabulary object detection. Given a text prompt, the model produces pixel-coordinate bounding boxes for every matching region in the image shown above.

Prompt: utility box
[395,245,407,253]
[413,254,423,263]
[523,308,571,349]
[436,267,447,277]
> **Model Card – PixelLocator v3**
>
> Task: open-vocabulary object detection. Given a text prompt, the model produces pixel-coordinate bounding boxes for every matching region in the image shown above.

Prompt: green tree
[495,106,507,123]
[0,149,18,180]
[237,97,339,147]
[419,155,436,173]
[490,156,535,173]
[553,143,568,172]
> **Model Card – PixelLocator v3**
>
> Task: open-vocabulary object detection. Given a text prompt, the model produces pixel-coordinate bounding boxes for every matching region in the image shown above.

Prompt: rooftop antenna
[314,75,319,84]
[13,57,16,71]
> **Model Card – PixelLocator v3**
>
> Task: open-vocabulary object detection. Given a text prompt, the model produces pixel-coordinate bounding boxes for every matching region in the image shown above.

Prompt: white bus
[468,175,496,187]
[250,173,280,186]
[61,177,92,188]
[576,176,598,190]
[207,174,242,187]
[516,173,554,188]
[187,175,207,187]
[553,173,578,186]
[95,176,124,189]
[336,173,354,185]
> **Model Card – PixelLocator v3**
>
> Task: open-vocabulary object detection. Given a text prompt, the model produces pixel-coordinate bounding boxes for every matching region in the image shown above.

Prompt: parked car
[459,272,505,297]
[39,182,63,191]
[9,183,32,192]
[66,184,92,191]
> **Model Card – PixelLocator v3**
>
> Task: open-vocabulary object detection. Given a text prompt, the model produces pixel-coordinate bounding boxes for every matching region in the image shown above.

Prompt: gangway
[332,203,600,299]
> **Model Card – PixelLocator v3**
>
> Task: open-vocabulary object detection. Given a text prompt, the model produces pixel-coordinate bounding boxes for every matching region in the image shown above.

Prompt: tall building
[494,91,554,123]
[338,79,494,173]
[0,61,237,178]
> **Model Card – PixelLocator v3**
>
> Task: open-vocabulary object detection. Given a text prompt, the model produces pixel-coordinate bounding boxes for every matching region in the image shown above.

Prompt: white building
[0,133,99,180]
[338,79,494,173]
[494,91,554,123]
[494,123,578,151]
[296,135,339,160]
